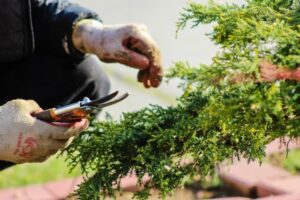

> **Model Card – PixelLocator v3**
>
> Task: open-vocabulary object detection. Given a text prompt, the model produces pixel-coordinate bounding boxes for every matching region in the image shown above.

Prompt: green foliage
[282,149,300,173]
[63,0,300,199]
[268,149,300,174]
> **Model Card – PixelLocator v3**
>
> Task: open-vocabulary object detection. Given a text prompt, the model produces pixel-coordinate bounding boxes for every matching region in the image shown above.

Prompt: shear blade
[82,91,119,107]
[97,93,129,109]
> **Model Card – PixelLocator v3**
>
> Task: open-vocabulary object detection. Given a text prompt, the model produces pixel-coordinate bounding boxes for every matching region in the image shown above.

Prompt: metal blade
[82,91,119,107]
[96,93,129,109]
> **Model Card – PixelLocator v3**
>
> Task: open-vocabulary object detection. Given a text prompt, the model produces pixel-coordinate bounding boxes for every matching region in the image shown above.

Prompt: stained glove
[0,100,88,164]
[72,19,163,88]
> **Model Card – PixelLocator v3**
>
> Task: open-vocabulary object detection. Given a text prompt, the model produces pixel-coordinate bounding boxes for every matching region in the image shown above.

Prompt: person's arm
[260,61,300,82]
[31,0,163,88]
[278,68,300,81]
[31,0,100,58]
[72,20,163,88]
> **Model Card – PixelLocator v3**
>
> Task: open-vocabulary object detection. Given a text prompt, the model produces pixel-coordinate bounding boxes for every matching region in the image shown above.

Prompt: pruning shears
[33,91,129,122]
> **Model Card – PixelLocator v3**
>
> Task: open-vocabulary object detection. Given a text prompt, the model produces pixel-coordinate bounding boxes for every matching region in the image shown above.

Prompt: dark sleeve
[31,0,101,59]
[0,161,15,170]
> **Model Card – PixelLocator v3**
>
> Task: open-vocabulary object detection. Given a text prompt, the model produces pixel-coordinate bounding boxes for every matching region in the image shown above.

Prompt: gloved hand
[0,100,88,164]
[72,19,163,88]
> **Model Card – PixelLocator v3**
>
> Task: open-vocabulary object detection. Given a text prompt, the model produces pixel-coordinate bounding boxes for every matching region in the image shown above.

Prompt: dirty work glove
[72,19,163,88]
[0,100,88,164]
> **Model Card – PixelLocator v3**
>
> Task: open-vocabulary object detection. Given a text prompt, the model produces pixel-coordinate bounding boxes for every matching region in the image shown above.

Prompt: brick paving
[0,138,300,200]
[118,174,150,192]
[43,177,83,199]
[0,177,81,200]
[257,176,300,197]
[257,194,300,200]
[0,175,148,200]
[219,161,291,196]
[211,198,251,200]
[219,138,300,199]
[265,138,300,155]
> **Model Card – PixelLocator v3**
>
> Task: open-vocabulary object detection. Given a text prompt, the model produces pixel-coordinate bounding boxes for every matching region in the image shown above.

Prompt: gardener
[0,0,162,169]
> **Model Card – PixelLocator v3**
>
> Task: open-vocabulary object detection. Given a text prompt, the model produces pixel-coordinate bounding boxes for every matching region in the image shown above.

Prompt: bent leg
[0,54,110,170]
[0,54,110,108]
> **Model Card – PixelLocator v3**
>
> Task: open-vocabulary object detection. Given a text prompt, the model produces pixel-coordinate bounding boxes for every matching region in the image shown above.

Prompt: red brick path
[0,138,300,200]
[218,138,300,200]
[0,177,82,200]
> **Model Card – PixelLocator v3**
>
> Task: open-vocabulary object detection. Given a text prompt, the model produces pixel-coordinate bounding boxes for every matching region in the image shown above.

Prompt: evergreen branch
[63,0,300,199]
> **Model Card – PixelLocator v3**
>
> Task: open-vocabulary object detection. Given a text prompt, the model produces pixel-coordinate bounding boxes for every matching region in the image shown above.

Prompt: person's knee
[75,55,111,100]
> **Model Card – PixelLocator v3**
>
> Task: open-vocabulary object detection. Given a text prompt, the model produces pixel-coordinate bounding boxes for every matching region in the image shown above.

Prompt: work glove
[0,100,88,164]
[72,19,163,88]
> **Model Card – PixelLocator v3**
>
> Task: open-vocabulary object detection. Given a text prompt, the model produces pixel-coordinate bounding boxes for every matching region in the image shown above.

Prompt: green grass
[0,153,81,189]
[268,149,300,175]
[282,150,300,174]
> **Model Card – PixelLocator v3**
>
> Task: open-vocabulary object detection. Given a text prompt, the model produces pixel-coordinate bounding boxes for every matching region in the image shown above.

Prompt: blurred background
[3,1,300,200]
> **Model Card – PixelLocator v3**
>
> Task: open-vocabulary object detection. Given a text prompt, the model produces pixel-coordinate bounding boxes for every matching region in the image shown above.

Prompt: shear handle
[33,108,60,122]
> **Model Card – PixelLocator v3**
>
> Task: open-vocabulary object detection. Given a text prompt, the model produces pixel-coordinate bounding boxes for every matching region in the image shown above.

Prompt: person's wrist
[276,68,292,80]
[72,19,104,54]
[290,68,300,81]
